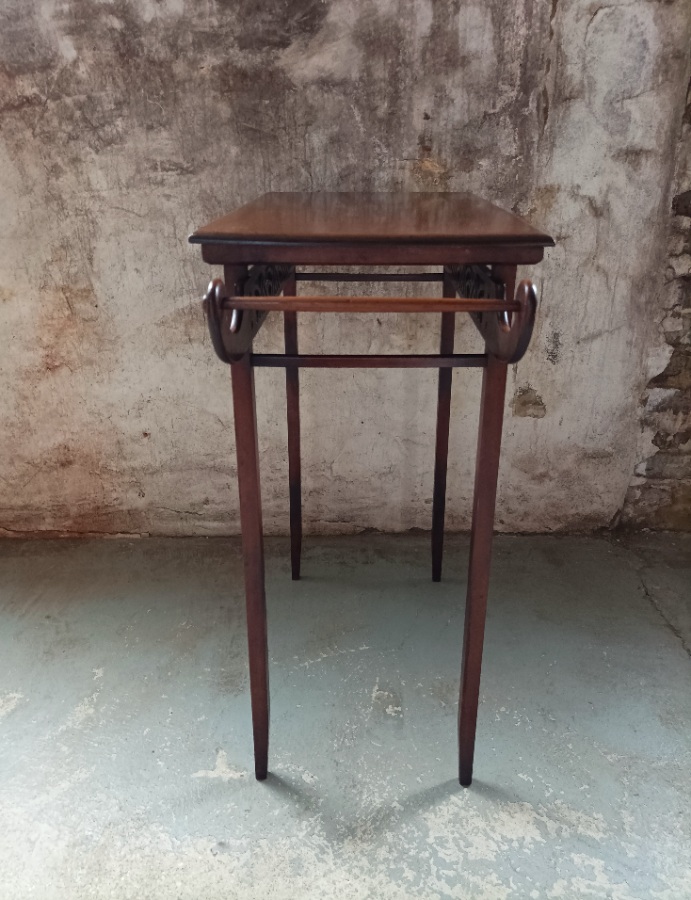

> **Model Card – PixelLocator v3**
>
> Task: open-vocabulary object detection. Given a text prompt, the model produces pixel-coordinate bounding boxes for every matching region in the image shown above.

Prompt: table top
[189,192,554,247]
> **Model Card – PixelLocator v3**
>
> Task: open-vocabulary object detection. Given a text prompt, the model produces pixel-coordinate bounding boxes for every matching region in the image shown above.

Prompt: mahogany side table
[189,192,553,786]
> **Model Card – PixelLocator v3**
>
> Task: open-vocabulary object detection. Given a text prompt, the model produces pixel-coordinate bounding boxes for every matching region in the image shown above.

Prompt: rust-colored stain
[412,156,450,189]
[527,185,560,221]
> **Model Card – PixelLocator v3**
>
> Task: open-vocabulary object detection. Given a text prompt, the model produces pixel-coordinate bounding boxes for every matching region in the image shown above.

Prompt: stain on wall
[0,0,689,536]
[513,387,547,419]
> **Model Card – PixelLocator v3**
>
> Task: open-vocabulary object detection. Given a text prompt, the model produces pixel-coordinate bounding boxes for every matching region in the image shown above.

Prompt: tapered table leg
[283,272,302,581]
[432,275,456,581]
[458,353,508,786]
[231,354,269,780]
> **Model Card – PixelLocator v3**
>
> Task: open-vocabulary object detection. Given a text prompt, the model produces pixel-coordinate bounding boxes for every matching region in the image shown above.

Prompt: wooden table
[189,192,553,786]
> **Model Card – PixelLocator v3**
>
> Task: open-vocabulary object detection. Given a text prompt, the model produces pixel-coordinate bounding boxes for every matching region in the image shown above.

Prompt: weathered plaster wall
[0,0,689,536]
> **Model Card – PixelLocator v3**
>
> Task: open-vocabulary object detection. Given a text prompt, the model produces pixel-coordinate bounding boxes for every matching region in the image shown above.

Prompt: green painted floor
[0,533,689,899]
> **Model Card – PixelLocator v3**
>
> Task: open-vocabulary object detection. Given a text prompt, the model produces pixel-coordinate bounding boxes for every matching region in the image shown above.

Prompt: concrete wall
[1,0,689,537]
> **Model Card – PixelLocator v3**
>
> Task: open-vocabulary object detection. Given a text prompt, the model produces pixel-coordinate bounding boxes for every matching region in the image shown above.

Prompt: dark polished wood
[432,274,456,583]
[458,266,515,787]
[226,295,520,313]
[283,273,302,582]
[447,264,537,364]
[252,354,486,368]
[296,272,445,283]
[201,265,294,363]
[190,192,554,246]
[200,241,548,267]
[191,192,553,787]
[230,354,269,781]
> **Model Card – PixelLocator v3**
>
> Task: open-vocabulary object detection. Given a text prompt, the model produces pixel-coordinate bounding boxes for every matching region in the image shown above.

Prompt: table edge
[192,240,551,266]
[188,233,555,248]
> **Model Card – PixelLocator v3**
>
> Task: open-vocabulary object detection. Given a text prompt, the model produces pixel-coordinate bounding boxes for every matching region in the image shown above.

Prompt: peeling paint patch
[192,749,246,782]
[513,386,547,418]
[59,692,100,731]
[299,644,370,669]
[548,853,640,899]
[0,692,24,722]
[370,678,404,720]
[423,795,546,863]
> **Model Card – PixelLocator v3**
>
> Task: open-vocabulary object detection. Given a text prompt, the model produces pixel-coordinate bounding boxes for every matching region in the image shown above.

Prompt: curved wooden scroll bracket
[445,265,537,364]
[202,265,294,363]
[203,278,233,363]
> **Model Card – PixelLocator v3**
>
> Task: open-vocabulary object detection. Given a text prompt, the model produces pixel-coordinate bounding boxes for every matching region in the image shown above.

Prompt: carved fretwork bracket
[203,265,294,363]
[445,265,537,364]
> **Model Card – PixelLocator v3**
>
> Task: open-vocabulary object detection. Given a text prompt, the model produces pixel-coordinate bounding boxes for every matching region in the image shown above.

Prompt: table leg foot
[231,354,270,781]
[458,354,508,786]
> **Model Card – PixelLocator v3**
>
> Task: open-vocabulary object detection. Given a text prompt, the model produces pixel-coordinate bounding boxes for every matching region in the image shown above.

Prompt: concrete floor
[0,533,689,899]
